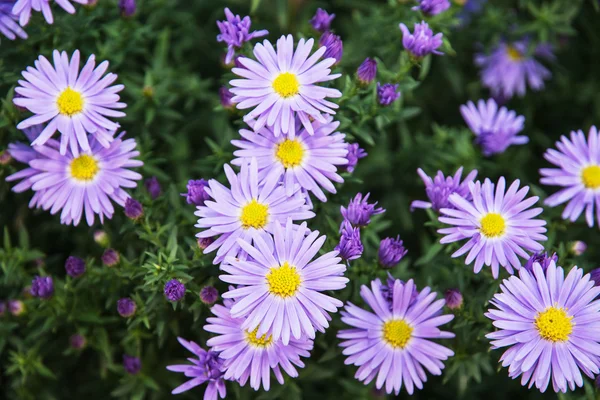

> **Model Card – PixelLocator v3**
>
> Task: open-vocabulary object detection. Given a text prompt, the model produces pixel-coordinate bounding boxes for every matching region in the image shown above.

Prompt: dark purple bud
[377,83,400,106]
[309,8,335,33]
[8,300,24,316]
[65,256,86,278]
[340,193,385,228]
[102,249,120,267]
[219,86,235,109]
[523,252,558,273]
[144,177,161,200]
[378,236,408,269]
[31,276,54,299]
[124,198,143,220]
[444,289,463,309]
[335,223,363,261]
[164,279,186,302]
[182,179,211,206]
[119,0,136,17]
[123,355,141,374]
[319,31,343,64]
[197,237,215,250]
[70,334,86,349]
[344,143,367,173]
[200,286,219,304]
[380,273,418,310]
[590,268,600,287]
[357,58,377,85]
[117,298,136,317]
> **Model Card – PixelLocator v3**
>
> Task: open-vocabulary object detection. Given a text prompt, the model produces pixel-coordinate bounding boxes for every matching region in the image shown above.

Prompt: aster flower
[309,8,335,33]
[438,177,548,278]
[460,99,528,156]
[319,31,343,64]
[399,22,443,58]
[216,7,268,65]
[65,256,85,277]
[335,223,363,261]
[377,83,400,106]
[123,355,141,375]
[220,220,348,344]
[344,143,367,173]
[229,35,342,137]
[523,252,558,273]
[0,1,27,40]
[182,179,210,206]
[378,236,408,268]
[12,0,89,26]
[195,158,314,264]
[31,275,53,298]
[232,117,348,202]
[6,131,142,226]
[413,0,451,15]
[486,261,600,393]
[205,297,313,390]
[411,167,478,212]
[357,58,377,85]
[14,50,126,155]
[475,40,553,99]
[164,279,186,302]
[167,338,226,398]
[338,278,454,395]
[341,193,385,228]
[540,126,600,228]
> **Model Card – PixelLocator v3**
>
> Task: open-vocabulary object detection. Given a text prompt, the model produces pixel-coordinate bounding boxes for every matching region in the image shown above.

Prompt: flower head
[123,355,141,375]
[344,143,367,173]
[523,252,558,273]
[336,223,363,261]
[144,176,161,199]
[101,248,119,266]
[438,177,547,278]
[220,220,348,344]
[486,262,600,393]
[195,158,314,264]
[216,7,268,65]
[475,40,553,99]
[460,99,528,156]
[119,0,135,16]
[12,0,89,26]
[571,241,587,256]
[205,297,313,390]
[14,50,126,155]
[357,58,377,85]
[65,256,85,278]
[164,279,186,302]
[319,31,343,64]
[167,338,226,397]
[378,236,408,268]
[70,334,86,349]
[411,167,478,212]
[232,116,348,202]
[0,1,27,40]
[117,297,136,317]
[309,8,335,32]
[341,193,385,227]
[444,289,463,309]
[338,278,454,395]
[124,198,143,220]
[399,22,443,58]
[31,276,53,298]
[230,35,342,137]
[540,126,600,228]
[200,286,219,304]
[182,179,210,206]
[377,83,400,106]
[413,0,450,15]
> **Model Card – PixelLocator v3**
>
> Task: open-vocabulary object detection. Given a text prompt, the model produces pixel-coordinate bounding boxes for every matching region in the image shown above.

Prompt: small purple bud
[93,230,109,247]
[102,249,120,267]
[319,31,343,64]
[123,355,141,375]
[377,83,400,106]
[219,86,235,109]
[8,300,24,316]
[380,273,418,310]
[444,289,463,309]
[590,268,600,287]
[523,252,558,273]
[0,150,12,165]
[144,177,161,200]
[65,256,86,278]
[344,143,367,173]
[31,276,54,299]
[309,8,335,33]
[200,286,219,304]
[197,237,215,250]
[571,241,587,256]
[124,198,143,220]
[378,236,408,269]
[70,334,86,349]
[117,298,136,317]
[340,193,385,228]
[182,179,211,206]
[119,0,136,17]
[335,223,363,261]
[164,279,186,302]
[357,58,377,85]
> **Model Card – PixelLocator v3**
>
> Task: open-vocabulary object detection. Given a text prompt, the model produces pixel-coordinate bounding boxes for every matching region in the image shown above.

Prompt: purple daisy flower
[0,1,27,40]
[377,83,400,106]
[540,126,600,228]
[378,236,408,269]
[411,167,478,212]
[232,116,348,202]
[344,143,367,173]
[460,99,528,156]
[216,8,268,65]
[229,35,342,137]
[413,0,451,15]
[523,251,558,273]
[438,177,548,278]
[399,22,443,58]
[6,131,143,226]
[195,158,314,264]
[357,57,377,85]
[341,192,385,228]
[220,220,348,344]
[335,223,363,261]
[319,31,343,65]
[205,297,313,391]
[182,179,210,206]
[486,261,600,393]
[14,50,126,155]
[12,0,88,26]
[475,40,553,99]
[309,8,335,33]
[166,338,226,398]
[338,278,455,395]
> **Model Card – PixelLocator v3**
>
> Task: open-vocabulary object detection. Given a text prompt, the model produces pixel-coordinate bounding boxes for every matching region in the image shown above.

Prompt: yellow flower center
[534,306,573,342]
[266,262,301,298]
[581,165,600,189]
[382,319,413,349]
[276,139,304,168]
[240,200,269,229]
[506,46,523,61]
[70,155,99,181]
[56,87,84,116]
[245,327,273,348]
[480,213,506,238]
[272,72,300,98]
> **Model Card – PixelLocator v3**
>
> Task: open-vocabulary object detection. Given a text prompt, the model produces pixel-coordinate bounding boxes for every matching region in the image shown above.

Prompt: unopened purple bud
[319,31,343,64]
[117,298,136,317]
[335,224,363,261]
[31,276,54,299]
[123,355,141,375]
[344,143,367,173]
[571,241,587,256]
[523,252,558,273]
[219,86,235,109]
[590,268,600,287]
[310,8,335,33]
[377,83,400,106]
[444,289,463,309]
[124,198,143,220]
[8,300,24,316]
[70,334,86,349]
[378,236,408,268]
[357,58,377,85]
[0,150,12,165]
[200,286,219,304]
[102,249,120,267]
[182,179,211,206]
[119,0,136,17]
[164,279,186,302]
[65,256,86,278]
[341,193,385,227]
[144,177,161,200]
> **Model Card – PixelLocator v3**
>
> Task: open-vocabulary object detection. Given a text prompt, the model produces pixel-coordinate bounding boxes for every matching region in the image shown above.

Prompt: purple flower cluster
[335,223,363,261]
[216,8,268,64]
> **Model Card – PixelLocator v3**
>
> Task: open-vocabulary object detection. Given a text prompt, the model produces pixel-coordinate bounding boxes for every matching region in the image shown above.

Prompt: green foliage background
[1,0,600,399]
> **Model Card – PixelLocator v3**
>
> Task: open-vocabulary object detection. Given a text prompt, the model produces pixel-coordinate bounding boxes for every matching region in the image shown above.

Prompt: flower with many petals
[309,8,335,33]
[341,192,385,228]
[0,1,27,40]
[344,143,367,173]
[336,223,363,261]
[319,31,343,64]
[399,21,443,58]
[411,167,478,212]
[12,0,89,26]
[377,83,400,106]
[523,252,557,273]
[216,7,268,65]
